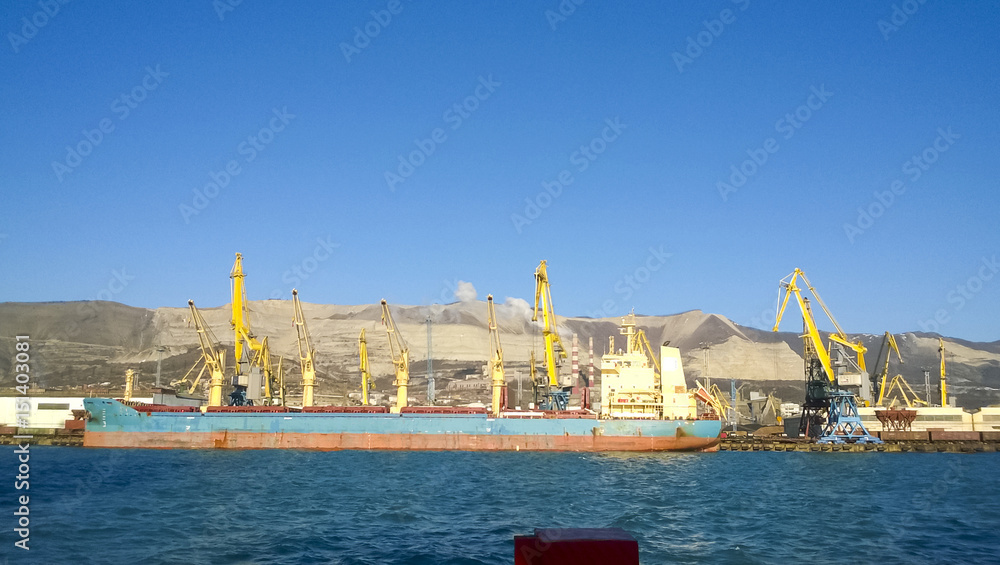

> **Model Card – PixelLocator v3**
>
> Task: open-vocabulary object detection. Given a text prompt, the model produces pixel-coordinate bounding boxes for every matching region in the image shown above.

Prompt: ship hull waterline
[84,399,721,452]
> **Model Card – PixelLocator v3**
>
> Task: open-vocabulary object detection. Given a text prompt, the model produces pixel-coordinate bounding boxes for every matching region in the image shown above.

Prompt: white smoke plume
[454,280,477,302]
[503,296,533,322]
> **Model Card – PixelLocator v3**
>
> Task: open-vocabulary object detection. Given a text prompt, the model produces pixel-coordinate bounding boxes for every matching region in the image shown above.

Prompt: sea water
[3,448,998,564]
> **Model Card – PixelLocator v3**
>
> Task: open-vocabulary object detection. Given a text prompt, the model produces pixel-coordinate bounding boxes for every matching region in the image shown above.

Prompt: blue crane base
[228,388,254,407]
[816,391,881,444]
[539,390,569,411]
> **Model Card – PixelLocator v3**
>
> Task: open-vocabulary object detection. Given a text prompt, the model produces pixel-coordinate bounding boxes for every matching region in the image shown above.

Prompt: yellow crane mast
[188,299,227,407]
[532,260,568,410]
[380,300,410,412]
[487,295,507,415]
[257,338,284,405]
[122,369,137,402]
[291,289,316,407]
[359,329,373,406]
[939,338,947,406]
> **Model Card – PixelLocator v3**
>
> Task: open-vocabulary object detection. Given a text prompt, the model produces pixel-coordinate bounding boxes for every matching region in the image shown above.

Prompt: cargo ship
[82,313,721,451]
[83,258,721,451]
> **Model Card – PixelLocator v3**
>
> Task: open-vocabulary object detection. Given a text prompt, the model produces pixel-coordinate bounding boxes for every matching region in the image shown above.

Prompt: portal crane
[881,375,928,408]
[487,295,507,415]
[869,331,926,407]
[291,289,316,407]
[380,300,410,412]
[188,299,227,407]
[229,253,281,405]
[359,329,374,405]
[532,260,569,410]
[772,268,880,443]
[871,331,903,406]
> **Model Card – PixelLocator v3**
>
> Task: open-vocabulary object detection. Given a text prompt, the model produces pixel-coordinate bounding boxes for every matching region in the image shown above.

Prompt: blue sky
[2,1,998,342]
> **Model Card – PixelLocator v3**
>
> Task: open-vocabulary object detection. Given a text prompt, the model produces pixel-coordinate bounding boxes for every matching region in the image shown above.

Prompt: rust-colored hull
[85,431,720,452]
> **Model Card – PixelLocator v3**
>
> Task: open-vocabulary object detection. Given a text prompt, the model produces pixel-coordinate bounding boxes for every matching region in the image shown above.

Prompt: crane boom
[188,299,226,406]
[381,300,410,412]
[487,295,507,415]
[773,270,836,383]
[774,269,868,375]
[359,329,373,406]
[532,260,566,387]
[291,289,316,407]
[230,253,252,368]
[631,328,660,375]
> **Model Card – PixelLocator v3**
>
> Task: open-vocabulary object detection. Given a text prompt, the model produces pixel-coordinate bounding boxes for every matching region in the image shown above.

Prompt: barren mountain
[1,300,997,408]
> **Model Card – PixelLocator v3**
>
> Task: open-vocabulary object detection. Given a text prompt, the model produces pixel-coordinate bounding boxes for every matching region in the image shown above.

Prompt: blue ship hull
[83,399,722,451]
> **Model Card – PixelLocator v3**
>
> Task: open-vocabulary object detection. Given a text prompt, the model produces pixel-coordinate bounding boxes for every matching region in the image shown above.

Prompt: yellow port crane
[872,331,903,406]
[939,338,948,406]
[772,268,880,443]
[380,300,410,412]
[358,328,374,406]
[487,295,507,415]
[188,299,227,407]
[871,331,926,408]
[532,260,569,410]
[291,289,316,408]
[881,375,928,408]
[229,253,282,405]
[123,369,137,402]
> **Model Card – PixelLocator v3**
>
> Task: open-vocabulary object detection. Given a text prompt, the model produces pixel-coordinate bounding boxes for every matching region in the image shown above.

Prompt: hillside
[1,300,997,408]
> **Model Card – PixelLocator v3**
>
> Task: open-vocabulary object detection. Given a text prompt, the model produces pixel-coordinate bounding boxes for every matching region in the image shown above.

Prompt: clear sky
[2,1,998,342]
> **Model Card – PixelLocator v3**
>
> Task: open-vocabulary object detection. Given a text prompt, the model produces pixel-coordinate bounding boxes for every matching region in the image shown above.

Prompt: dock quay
[1,427,84,447]
[719,436,1000,453]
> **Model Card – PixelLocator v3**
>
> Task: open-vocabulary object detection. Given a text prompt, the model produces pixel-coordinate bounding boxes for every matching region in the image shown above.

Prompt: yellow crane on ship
[291,289,316,408]
[487,295,507,415]
[772,268,880,443]
[532,260,569,410]
[358,328,374,406]
[381,300,410,412]
[187,299,227,407]
[625,313,660,376]
[229,253,283,405]
[939,338,948,406]
[122,369,138,402]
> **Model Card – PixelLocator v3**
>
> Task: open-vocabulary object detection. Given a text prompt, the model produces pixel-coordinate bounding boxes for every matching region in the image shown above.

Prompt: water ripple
[4,448,998,564]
